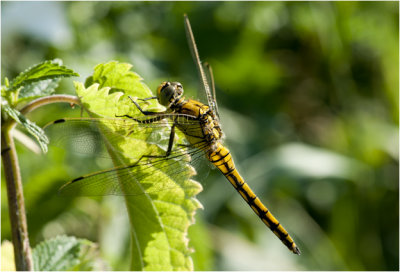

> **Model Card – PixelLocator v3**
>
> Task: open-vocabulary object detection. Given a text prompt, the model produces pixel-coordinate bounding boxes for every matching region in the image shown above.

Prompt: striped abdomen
[208,143,300,255]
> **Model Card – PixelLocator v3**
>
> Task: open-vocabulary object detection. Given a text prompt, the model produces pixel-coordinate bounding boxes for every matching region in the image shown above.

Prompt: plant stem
[1,127,33,271]
[1,94,80,271]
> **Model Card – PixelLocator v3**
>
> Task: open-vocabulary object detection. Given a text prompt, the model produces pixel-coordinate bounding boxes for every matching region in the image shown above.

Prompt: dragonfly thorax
[157,81,184,108]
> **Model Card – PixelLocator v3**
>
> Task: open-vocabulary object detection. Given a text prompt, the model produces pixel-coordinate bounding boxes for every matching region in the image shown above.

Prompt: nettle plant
[1,60,202,271]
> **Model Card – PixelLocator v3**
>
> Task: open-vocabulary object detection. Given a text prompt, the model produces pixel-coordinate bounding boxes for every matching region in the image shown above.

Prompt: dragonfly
[44,15,300,255]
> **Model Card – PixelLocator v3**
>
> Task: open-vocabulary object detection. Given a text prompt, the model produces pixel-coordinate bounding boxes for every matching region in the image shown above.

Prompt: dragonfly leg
[165,123,176,157]
[137,123,176,160]
[128,96,163,116]
[115,96,169,120]
[138,96,157,101]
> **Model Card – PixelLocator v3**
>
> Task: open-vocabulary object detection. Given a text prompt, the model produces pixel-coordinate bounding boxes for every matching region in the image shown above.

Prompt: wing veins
[59,139,210,196]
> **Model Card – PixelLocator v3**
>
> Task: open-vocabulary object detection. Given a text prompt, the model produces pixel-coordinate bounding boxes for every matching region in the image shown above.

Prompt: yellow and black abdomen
[208,142,300,255]
[174,99,299,253]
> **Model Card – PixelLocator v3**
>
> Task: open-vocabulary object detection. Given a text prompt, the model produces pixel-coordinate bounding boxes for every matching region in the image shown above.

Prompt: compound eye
[157,82,170,96]
[157,83,176,107]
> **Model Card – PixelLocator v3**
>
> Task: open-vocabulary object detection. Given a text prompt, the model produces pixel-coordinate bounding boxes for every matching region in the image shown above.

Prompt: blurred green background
[2,1,398,270]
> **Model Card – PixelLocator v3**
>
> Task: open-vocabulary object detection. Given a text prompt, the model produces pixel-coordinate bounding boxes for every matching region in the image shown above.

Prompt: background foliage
[2,1,398,270]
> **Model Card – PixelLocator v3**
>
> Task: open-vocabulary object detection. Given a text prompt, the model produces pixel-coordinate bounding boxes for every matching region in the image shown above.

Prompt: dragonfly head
[157,81,184,108]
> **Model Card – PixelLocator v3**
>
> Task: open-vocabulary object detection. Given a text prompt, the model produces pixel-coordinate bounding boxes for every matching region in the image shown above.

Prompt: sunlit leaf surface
[48,62,203,270]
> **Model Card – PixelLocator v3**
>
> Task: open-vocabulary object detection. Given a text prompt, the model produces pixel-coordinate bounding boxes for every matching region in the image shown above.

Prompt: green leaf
[85,61,146,97]
[2,102,49,153]
[18,78,61,101]
[32,235,100,271]
[75,61,202,270]
[9,59,79,92]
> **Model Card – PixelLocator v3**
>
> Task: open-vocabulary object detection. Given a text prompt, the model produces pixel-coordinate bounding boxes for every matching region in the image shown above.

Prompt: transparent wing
[44,115,202,158]
[184,15,218,117]
[44,115,211,196]
[203,62,220,120]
